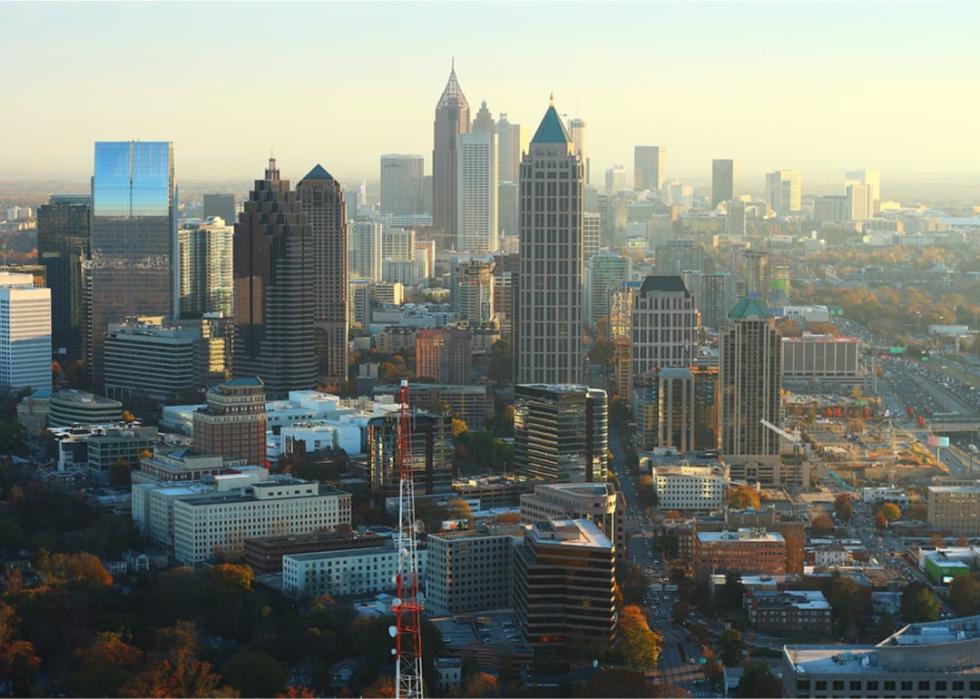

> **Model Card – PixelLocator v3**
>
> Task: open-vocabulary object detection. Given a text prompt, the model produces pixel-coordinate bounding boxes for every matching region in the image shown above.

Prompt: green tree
[657,533,679,559]
[734,662,782,698]
[579,668,650,697]
[671,600,691,625]
[900,582,940,623]
[617,605,663,671]
[222,651,288,698]
[718,629,743,666]
[823,575,865,638]
[486,340,513,385]
[718,572,746,611]
[950,573,980,616]
[616,562,650,606]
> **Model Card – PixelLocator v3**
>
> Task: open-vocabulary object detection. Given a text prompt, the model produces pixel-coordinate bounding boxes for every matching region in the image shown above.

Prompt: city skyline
[3,2,980,184]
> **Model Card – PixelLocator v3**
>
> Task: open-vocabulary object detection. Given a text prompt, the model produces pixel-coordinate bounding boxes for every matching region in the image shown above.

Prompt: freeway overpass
[929,417,980,433]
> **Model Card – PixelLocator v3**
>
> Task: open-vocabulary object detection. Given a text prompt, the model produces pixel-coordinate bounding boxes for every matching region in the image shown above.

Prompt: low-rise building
[652,463,729,512]
[782,334,862,384]
[48,423,159,485]
[47,389,122,427]
[928,485,980,536]
[244,530,387,573]
[282,539,427,598]
[695,528,787,578]
[745,590,833,635]
[862,487,909,507]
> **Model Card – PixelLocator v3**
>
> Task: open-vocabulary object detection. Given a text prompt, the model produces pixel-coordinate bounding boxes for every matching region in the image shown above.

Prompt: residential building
[712,159,735,207]
[700,272,731,330]
[766,169,802,214]
[584,252,630,327]
[90,141,175,383]
[48,389,122,428]
[782,334,861,383]
[426,524,525,615]
[720,298,782,462]
[453,257,494,323]
[928,485,980,536]
[283,540,427,598]
[36,194,90,360]
[382,226,415,262]
[630,275,699,377]
[652,463,728,512]
[380,154,425,217]
[514,520,617,662]
[695,529,787,577]
[433,63,470,240]
[366,411,453,494]
[457,130,498,253]
[415,328,471,384]
[233,159,316,399]
[514,384,608,483]
[516,98,584,385]
[193,377,267,467]
[172,480,351,565]
[0,273,51,393]
[202,193,235,224]
[520,482,626,559]
[635,146,665,191]
[178,216,233,318]
[745,590,832,635]
[349,220,383,281]
[298,164,349,389]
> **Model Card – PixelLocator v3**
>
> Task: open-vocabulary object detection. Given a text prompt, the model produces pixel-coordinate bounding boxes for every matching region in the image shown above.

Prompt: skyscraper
[630,275,699,377]
[605,165,628,195]
[585,252,630,327]
[0,273,52,394]
[517,98,584,385]
[846,183,872,222]
[456,130,498,253]
[90,141,175,382]
[380,154,424,217]
[720,298,782,460]
[844,169,880,213]
[178,217,233,319]
[472,99,495,134]
[432,62,470,240]
[634,145,665,191]
[298,164,349,390]
[711,159,735,207]
[416,327,471,384]
[699,272,731,330]
[233,159,316,399]
[743,250,769,301]
[203,193,235,224]
[765,169,802,214]
[568,118,589,185]
[36,194,90,360]
[496,113,524,184]
[453,257,495,323]
[583,212,601,262]
[349,220,382,281]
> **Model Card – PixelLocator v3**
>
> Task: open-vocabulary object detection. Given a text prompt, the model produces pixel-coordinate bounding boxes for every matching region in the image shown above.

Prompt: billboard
[927,435,950,448]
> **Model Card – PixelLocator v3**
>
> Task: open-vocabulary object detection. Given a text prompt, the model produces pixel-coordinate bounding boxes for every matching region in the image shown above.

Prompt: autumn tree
[810,513,834,536]
[463,672,498,698]
[361,676,395,698]
[579,668,649,697]
[900,582,940,623]
[617,605,663,671]
[221,651,288,698]
[727,484,761,510]
[71,632,144,697]
[878,502,901,522]
[950,573,980,616]
[616,562,651,606]
[446,498,475,527]
[834,494,853,522]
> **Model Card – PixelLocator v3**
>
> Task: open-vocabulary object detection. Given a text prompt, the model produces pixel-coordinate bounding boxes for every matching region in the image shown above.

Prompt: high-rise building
[90,141,175,382]
[846,183,872,222]
[700,272,731,330]
[630,275,699,378]
[765,169,802,214]
[103,318,202,403]
[380,154,424,217]
[711,159,735,207]
[584,252,630,327]
[426,525,524,615]
[193,376,267,467]
[416,328,471,384]
[655,365,720,453]
[520,482,626,559]
[178,217,233,318]
[456,131,498,253]
[366,411,453,494]
[844,169,880,214]
[634,145,665,191]
[498,181,519,239]
[727,199,747,235]
[583,211,601,262]
[743,250,769,302]
[0,273,52,394]
[382,226,415,262]
[453,257,494,322]
[720,298,782,460]
[692,363,720,450]
[36,194,90,360]
[605,165,628,195]
[233,159,316,399]
[496,113,524,184]
[567,118,589,185]
[298,165,349,390]
[656,239,704,275]
[349,220,382,281]
[471,99,495,134]
[514,384,608,483]
[517,99,584,385]
[433,62,470,240]
[202,193,235,224]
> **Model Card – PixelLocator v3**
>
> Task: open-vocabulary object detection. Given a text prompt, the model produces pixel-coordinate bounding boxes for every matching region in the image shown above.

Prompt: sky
[2,1,980,189]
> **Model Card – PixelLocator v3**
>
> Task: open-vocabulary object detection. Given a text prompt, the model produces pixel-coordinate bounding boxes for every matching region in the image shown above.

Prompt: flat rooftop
[699,529,784,544]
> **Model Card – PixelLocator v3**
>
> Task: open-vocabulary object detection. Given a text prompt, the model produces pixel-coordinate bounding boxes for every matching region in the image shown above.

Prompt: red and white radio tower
[391,379,424,699]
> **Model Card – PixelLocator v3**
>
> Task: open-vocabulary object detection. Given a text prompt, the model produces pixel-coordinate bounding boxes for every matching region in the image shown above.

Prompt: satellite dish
[392,597,402,607]
[391,648,397,656]
[388,625,398,638]
[415,519,426,533]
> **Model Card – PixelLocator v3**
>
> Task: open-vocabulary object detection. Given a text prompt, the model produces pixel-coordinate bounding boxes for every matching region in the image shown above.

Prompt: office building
[193,377,266,467]
[202,193,235,224]
[656,367,698,453]
[453,257,494,322]
[233,159,316,399]
[426,524,525,615]
[372,382,490,431]
[846,183,872,222]
[47,389,122,428]
[567,118,589,184]
[656,239,704,275]
[433,63,470,239]
[928,485,980,536]
[700,272,731,330]
[415,328,471,384]
[813,195,849,222]
[102,318,201,403]
[766,169,802,214]
[692,364,720,449]
[514,384,608,483]
[727,199,747,235]
[712,159,735,207]
[514,520,617,661]
[456,130,498,253]
[584,252,630,327]
[298,164,349,389]
[75,423,159,485]
[496,113,524,184]
[380,154,424,216]
[382,226,415,262]
[498,181,519,238]
[605,165,628,195]
[743,250,769,302]
[283,539,427,599]
[36,194,90,360]
[720,298,782,461]
[583,211,600,262]
[782,334,861,383]
[652,463,728,512]
[0,273,52,393]
[630,275,699,377]
[520,482,625,558]
[517,99,585,385]
[745,590,832,635]
[695,529,786,577]
[349,220,382,281]
[90,142,175,382]
[844,169,881,214]
[635,146,665,191]
[366,411,453,494]
[172,480,351,565]
[178,217,233,318]
[782,615,980,698]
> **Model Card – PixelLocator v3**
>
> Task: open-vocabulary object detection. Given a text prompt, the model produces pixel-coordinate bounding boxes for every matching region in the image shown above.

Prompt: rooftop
[729,297,771,320]
[530,101,572,145]
[698,528,785,544]
[300,163,335,182]
[640,274,690,295]
[529,519,612,549]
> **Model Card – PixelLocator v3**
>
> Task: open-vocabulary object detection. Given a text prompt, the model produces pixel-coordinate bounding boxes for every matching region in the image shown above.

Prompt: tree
[463,672,498,698]
[875,511,888,530]
[446,498,475,527]
[671,600,691,625]
[657,533,679,559]
[617,605,662,671]
[811,513,834,536]
[950,573,980,616]
[718,572,746,611]
[901,582,940,623]
[222,651,288,698]
[121,409,137,423]
[718,629,743,666]
[39,551,113,587]
[486,340,512,385]
[72,632,144,697]
[734,662,782,698]
[834,494,854,522]
[451,418,468,437]
[727,484,761,510]
[616,562,650,606]
[0,421,27,456]
[207,563,254,592]
[824,575,865,638]
[361,676,395,698]
[579,668,649,697]
[878,502,901,522]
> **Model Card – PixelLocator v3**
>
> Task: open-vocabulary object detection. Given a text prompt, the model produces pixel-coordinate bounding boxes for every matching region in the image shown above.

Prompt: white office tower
[518,98,585,385]
[568,118,589,185]
[844,169,880,214]
[456,131,498,253]
[765,169,802,214]
[583,212,601,262]
[496,113,525,184]
[0,273,52,393]
[348,220,382,281]
[605,165,628,195]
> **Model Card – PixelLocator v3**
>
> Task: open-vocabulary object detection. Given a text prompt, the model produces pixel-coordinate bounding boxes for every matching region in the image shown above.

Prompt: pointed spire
[437,60,469,110]
[549,92,555,107]
[301,163,334,182]
[265,157,279,181]
[531,96,572,145]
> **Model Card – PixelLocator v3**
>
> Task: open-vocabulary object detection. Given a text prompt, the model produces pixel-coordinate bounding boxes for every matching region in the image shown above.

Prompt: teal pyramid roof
[531,104,572,145]
[728,297,771,320]
[302,164,334,181]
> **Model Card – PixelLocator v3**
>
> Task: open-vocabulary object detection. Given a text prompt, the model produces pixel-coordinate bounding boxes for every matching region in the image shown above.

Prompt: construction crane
[760,419,808,456]
[391,379,424,699]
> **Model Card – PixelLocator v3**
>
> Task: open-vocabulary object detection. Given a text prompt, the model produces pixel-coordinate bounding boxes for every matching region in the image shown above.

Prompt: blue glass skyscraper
[90,141,176,383]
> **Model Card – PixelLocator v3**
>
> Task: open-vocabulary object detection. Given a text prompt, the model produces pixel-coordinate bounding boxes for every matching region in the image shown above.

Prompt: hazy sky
[3,1,980,188]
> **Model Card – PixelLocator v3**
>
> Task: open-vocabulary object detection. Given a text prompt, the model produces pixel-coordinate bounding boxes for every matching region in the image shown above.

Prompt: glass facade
[90,141,175,381]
